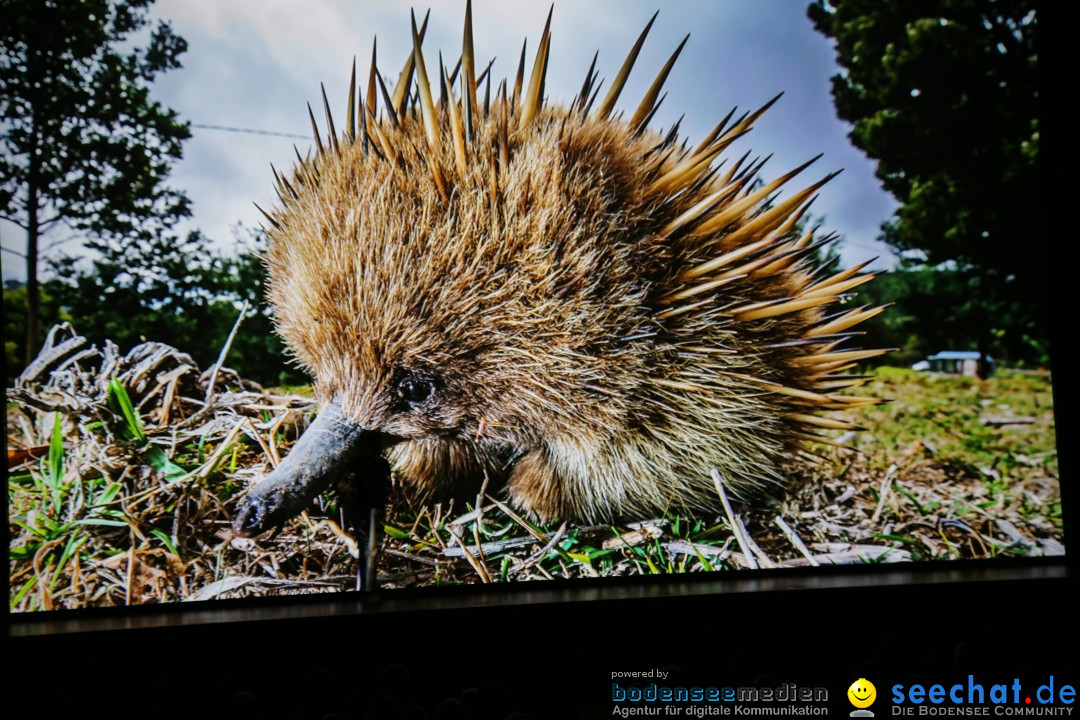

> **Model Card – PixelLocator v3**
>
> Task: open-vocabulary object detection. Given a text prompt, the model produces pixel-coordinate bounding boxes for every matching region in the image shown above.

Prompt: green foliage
[0,0,192,232]
[859,262,1050,367]
[42,227,305,387]
[106,377,147,444]
[106,376,187,480]
[210,232,305,388]
[0,0,191,359]
[47,412,65,513]
[808,1,1044,362]
[3,282,69,383]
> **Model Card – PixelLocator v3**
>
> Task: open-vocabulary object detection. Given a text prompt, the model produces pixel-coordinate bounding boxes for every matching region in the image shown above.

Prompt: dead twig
[774,515,819,566]
[711,469,758,570]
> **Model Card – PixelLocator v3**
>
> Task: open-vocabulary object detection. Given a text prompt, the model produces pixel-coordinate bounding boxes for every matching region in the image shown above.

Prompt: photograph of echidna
[5,1,1056,610]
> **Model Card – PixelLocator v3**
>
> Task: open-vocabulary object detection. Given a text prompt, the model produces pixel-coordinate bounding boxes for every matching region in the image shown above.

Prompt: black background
[8,570,1077,719]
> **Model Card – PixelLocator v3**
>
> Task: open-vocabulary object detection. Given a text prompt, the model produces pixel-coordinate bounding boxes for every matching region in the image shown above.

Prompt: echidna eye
[399,376,435,406]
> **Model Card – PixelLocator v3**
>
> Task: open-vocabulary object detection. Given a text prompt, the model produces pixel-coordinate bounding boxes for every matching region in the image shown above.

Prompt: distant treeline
[4,228,305,388]
[4,235,1051,389]
[858,261,1049,370]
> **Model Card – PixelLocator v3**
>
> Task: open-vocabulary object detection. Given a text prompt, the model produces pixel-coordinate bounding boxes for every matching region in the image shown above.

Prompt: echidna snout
[232,5,886,539]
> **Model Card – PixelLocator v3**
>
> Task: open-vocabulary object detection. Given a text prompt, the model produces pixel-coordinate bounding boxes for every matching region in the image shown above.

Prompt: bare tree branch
[0,214,30,230]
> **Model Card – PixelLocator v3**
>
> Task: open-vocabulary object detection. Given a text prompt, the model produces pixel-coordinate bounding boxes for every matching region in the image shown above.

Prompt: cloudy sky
[1,0,900,282]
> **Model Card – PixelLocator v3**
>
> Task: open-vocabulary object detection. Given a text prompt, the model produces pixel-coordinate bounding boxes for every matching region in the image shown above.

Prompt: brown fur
[261,12,882,523]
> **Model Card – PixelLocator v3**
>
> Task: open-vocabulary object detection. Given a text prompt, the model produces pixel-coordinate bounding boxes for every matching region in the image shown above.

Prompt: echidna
[232,4,886,539]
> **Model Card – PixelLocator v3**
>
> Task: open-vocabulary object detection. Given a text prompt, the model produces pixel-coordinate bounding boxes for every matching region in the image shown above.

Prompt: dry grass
[7,327,1063,610]
[8,324,350,610]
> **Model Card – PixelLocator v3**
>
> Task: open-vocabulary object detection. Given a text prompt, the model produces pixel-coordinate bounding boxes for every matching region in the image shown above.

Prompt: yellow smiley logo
[848,679,877,708]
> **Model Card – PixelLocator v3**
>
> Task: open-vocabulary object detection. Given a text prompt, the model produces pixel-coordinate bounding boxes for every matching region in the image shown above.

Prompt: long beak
[232,399,381,538]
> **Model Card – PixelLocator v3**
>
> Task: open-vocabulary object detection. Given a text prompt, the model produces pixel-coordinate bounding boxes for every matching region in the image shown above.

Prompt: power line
[191,123,309,140]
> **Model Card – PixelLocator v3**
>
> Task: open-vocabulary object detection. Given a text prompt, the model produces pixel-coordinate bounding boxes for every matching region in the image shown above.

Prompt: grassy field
[7,351,1062,609]
[372,366,1062,585]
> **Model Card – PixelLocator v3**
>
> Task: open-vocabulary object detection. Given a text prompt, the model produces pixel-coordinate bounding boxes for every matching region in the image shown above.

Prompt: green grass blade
[10,518,48,539]
[8,472,33,486]
[384,525,412,540]
[107,377,146,443]
[611,527,661,574]
[94,481,122,506]
[106,378,187,481]
[47,412,64,513]
[11,575,38,609]
[893,486,929,515]
[51,535,87,590]
[144,445,188,482]
[10,542,42,561]
[151,529,180,557]
[692,543,714,572]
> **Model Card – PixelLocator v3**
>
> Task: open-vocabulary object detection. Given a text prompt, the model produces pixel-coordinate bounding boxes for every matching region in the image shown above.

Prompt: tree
[209,229,308,388]
[4,280,68,384]
[45,226,305,387]
[0,0,191,364]
[858,260,1049,369]
[808,0,1042,362]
